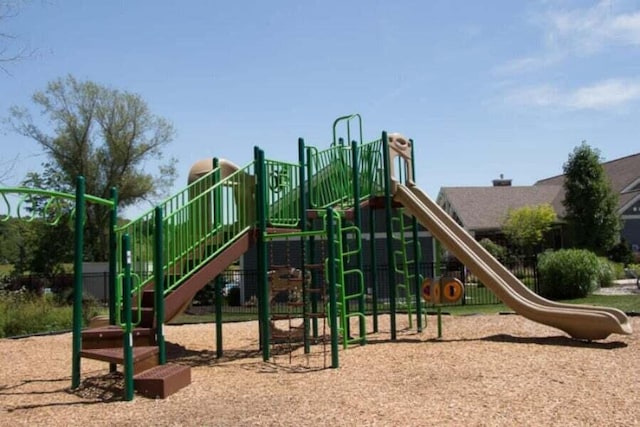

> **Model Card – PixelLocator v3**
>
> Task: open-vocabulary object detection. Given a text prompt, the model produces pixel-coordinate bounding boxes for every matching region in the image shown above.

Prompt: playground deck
[1,314,638,426]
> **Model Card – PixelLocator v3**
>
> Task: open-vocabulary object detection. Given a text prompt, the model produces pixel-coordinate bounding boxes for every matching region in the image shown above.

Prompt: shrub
[610,261,626,280]
[596,258,616,288]
[537,249,600,299]
[0,291,73,338]
[479,238,507,261]
[521,276,536,290]
[608,240,634,265]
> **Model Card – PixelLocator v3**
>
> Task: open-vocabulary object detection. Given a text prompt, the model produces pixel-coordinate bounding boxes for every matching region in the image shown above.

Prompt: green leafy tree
[502,204,556,254]
[6,75,177,261]
[562,142,620,255]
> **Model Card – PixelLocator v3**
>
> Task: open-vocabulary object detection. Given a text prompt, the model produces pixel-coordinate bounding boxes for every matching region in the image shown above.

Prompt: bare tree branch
[0,0,36,75]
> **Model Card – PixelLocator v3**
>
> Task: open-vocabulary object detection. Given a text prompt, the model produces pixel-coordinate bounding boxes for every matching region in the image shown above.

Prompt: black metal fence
[193,257,539,314]
[2,257,539,313]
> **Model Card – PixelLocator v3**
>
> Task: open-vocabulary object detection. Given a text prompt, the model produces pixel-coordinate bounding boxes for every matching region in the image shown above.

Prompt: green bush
[521,277,536,290]
[610,262,626,280]
[597,258,617,288]
[479,238,507,261]
[537,249,600,299]
[0,291,74,338]
[608,240,634,265]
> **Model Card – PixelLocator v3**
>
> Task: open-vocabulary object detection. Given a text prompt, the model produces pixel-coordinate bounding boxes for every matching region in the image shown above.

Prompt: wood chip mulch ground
[1,314,638,426]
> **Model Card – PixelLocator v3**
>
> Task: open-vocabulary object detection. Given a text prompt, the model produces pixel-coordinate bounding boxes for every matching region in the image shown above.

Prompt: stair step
[80,346,159,374]
[304,263,324,270]
[82,326,155,349]
[134,364,191,399]
[141,289,156,306]
[286,302,304,307]
[271,314,296,321]
[306,313,326,319]
[130,307,155,328]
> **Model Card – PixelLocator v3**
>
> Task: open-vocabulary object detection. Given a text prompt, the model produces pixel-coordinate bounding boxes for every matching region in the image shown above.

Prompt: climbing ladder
[392,208,422,329]
[325,211,366,349]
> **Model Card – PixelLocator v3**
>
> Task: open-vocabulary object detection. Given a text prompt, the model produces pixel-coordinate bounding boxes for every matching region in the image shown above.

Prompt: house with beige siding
[437,153,640,252]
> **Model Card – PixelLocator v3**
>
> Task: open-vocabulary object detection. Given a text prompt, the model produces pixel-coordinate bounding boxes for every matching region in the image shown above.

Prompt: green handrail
[0,186,114,224]
[332,113,363,147]
[113,160,258,325]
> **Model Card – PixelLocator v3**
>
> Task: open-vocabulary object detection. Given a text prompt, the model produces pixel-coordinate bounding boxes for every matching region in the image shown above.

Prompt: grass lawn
[169,294,640,325]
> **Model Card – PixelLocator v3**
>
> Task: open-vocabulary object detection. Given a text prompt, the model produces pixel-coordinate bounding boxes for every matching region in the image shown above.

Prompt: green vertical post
[351,140,366,342]
[154,206,166,365]
[369,205,378,333]
[298,138,311,354]
[410,140,423,332]
[213,158,221,228]
[381,131,397,340]
[108,187,118,373]
[308,235,319,338]
[122,233,134,401]
[215,275,223,358]
[306,146,319,337]
[71,176,85,389]
[326,208,339,368]
[108,187,118,326]
[255,147,270,361]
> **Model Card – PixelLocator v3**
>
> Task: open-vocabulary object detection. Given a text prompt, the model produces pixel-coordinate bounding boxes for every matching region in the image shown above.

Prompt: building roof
[438,151,640,231]
[535,152,640,212]
[438,185,563,231]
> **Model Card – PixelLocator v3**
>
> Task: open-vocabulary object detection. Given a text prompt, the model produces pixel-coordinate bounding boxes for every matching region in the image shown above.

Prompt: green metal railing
[306,137,385,210]
[307,143,353,209]
[114,160,257,326]
[0,187,112,225]
[264,159,302,227]
[332,114,363,147]
[355,139,385,200]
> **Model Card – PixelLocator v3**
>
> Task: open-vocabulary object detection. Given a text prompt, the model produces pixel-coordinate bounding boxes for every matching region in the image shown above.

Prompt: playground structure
[0,114,633,401]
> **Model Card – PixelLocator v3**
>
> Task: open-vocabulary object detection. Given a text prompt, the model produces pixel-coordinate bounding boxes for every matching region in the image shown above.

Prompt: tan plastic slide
[394,183,632,340]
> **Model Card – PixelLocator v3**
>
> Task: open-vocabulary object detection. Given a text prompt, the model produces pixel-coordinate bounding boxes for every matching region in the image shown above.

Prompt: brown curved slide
[394,183,632,340]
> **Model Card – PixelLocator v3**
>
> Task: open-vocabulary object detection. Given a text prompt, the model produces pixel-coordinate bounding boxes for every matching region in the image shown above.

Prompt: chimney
[492,173,512,187]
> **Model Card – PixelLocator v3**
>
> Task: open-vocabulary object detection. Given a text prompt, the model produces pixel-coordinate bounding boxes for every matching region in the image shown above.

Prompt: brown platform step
[80,346,159,374]
[271,314,295,321]
[306,313,327,319]
[141,288,156,306]
[81,325,155,349]
[130,307,155,328]
[133,364,191,399]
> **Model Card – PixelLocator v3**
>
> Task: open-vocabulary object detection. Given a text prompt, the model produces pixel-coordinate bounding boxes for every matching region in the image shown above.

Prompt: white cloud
[547,0,640,52]
[568,78,640,109]
[495,54,562,75]
[505,78,640,110]
[497,1,640,74]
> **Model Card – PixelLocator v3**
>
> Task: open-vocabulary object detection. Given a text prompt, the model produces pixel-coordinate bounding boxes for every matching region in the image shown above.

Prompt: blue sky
[1,0,639,217]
